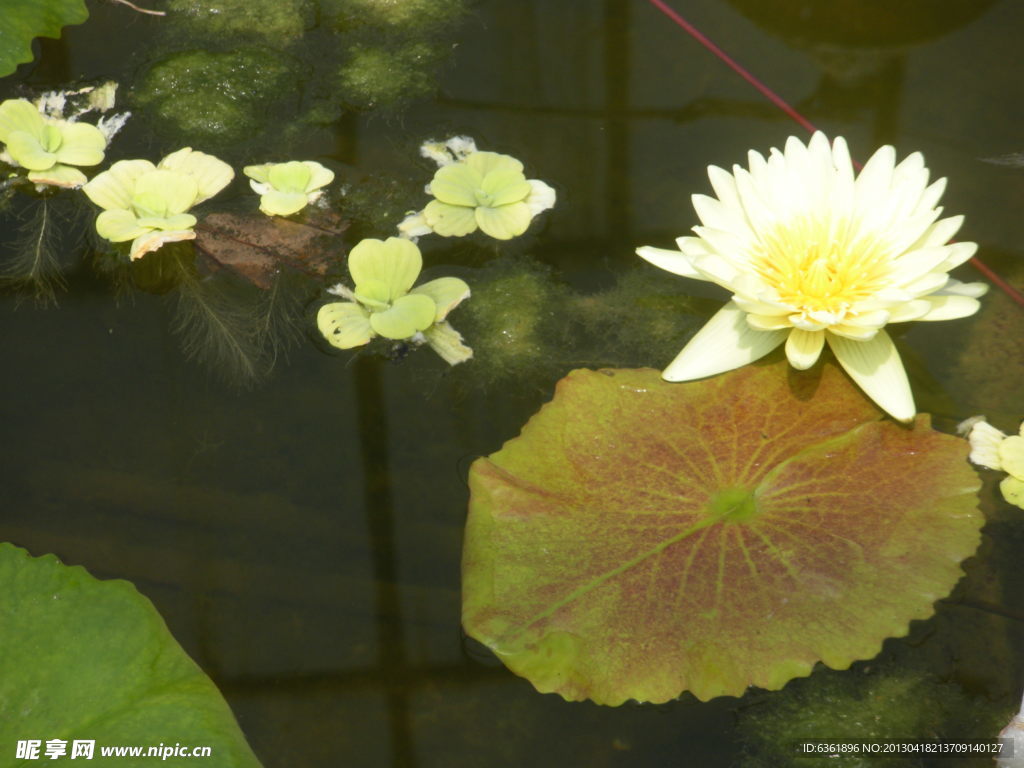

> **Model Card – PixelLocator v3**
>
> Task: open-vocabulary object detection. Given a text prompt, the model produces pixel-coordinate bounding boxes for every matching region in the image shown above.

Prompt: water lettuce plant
[965,417,1024,509]
[636,132,987,423]
[317,236,472,364]
[463,358,981,704]
[83,148,234,261]
[0,543,262,766]
[400,137,555,240]
[0,97,106,188]
[243,160,334,216]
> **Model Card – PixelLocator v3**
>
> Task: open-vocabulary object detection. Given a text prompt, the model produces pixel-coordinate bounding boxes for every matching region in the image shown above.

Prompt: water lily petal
[158,147,234,204]
[784,328,824,370]
[475,202,532,240]
[998,436,1024,479]
[5,131,56,170]
[1001,476,1024,509]
[884,299,932,323]
[83,159,155,210]
[0,99,44,142]
[27,164,87,188]
[746,313,792,331]
[480,168,531,206]
[636,246,702,279]
[128,229,195,261]
[259,189,309,216]
[268,161,312,194]
[369,293,436,340]
[424,200,478,237]
[466,151,523,178]
[53,122,106,167]
[917,294,981,321]
[525,179,556,215]
[662,301,786,382]
[317,302,373,349]
[429,163,481,206]
[348,237,422,300]
[410,277,471,321]
[134,170,199,216]
[826,329,914,422]
[96,210,151,242]
[936,278,988,298]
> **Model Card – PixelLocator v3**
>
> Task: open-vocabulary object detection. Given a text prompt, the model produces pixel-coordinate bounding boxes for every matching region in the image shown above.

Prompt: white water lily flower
[317,237,472,364]
[243,160,334,216]
[83,147,233,260]
[965,418,1024,509]
[0,98,106,188]
[636,132,988,422]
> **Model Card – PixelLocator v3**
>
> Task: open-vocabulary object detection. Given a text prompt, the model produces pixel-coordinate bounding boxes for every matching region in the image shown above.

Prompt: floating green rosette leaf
[0,543,263,766]
[462,359,982,705]
[0,0,88,78]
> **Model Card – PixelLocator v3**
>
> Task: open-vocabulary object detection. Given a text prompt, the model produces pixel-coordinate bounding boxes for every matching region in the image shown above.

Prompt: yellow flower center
[750,216,892,317]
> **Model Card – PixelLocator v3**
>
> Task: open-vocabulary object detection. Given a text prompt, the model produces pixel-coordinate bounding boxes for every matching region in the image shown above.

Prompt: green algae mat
[462,359,983,704]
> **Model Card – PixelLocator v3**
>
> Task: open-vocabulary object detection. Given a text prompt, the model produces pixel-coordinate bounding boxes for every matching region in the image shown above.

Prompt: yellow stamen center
[751,216,892,318]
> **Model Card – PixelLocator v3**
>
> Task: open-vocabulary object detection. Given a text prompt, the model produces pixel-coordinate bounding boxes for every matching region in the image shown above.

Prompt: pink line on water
[648,0,1024,308]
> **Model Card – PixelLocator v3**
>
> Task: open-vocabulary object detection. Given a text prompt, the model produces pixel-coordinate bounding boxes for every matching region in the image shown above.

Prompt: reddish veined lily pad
[462,359,982,705]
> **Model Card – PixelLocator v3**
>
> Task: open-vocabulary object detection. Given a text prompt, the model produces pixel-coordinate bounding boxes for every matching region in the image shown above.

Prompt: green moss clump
[737,664,998,768]
[331,0,466,30]
[336,43,441,109]
[166,0,315,42]
[457,259,565,381]
[564,268,708,368]
[134,49,297,146]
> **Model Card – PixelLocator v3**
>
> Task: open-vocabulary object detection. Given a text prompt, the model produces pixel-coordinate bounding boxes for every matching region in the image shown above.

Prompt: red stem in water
[647,0,1024,309]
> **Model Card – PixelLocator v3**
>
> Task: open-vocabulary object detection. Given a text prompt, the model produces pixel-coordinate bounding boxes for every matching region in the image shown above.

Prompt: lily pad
[462,359,982,705]
[0,543,263,766]
[0,0,88,78]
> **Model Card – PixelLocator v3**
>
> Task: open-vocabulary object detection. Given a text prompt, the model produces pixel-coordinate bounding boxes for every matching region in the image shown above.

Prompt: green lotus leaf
[96,209,151,242]
[474,201,531,240]
[429,163,481,207]
[83,160,157,210]
[268,160,311,193]
[53,121,106,166]
[0,99,45,141]
[0,0,88,78]
[466,150,523,178]
[348,237,422,302]
[135,213,197,232]
[410,276,471,321]
[424,200,477,237]
[479,168,531,207]
[368,293,437,339]
[463,358,982,705]
[317,301,373,349]
[258,189,309,216]
[4,130,57,170]
[0,543,262,766]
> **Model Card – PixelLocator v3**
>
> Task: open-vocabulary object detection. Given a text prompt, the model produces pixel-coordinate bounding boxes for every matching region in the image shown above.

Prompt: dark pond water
[3,1,1024,766]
